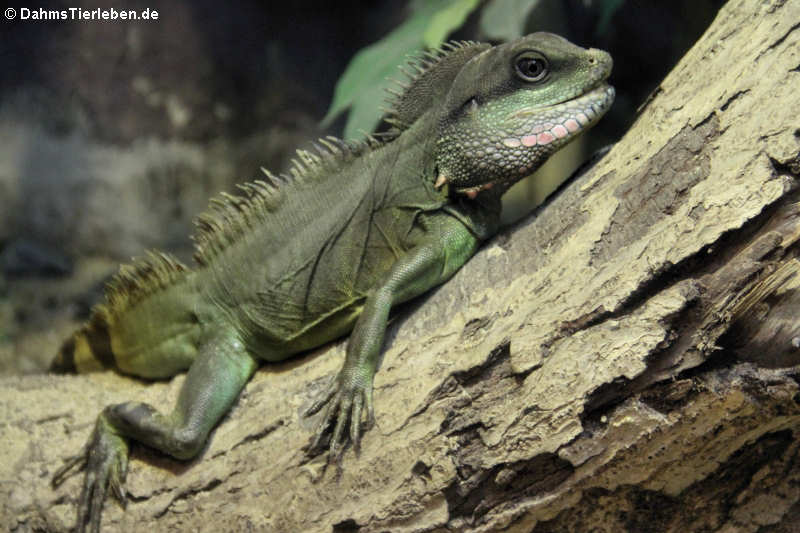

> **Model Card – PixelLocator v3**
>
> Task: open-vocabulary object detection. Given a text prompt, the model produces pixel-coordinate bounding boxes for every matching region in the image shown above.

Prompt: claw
[110,475,127,508]
[89,469,110,533]
[309,402,333,451]
[434,173,448,189]
[351,395,364,454]
[55,415,130,533]
[304,379,337,418]
[52,453,87,488]
[76,470,93,532]
[330,402,347,457]
[304,368,374,461]
[364,385,375,430]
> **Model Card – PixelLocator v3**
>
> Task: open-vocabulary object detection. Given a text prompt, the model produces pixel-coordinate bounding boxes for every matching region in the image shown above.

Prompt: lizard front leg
[305,216,480,457]
[52,332,257,533]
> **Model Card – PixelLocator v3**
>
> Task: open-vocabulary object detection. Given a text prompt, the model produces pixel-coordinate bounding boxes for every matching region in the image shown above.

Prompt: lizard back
[194,124,450,359]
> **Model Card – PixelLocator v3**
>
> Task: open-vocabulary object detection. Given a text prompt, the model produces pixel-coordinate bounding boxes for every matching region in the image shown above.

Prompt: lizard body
[50,33,614,532]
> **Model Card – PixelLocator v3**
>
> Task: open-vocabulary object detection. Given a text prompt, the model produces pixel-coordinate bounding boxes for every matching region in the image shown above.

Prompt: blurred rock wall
[0,0,386,259]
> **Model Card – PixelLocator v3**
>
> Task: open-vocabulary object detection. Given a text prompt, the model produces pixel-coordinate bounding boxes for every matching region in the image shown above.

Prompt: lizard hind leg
[57,332,258,533]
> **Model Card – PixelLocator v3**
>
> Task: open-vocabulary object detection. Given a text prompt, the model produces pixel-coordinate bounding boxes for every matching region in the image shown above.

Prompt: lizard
[49,32,614,532]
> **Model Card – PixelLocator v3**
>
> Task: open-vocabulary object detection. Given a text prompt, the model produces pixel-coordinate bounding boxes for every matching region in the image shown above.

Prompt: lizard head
[434,32,614,198]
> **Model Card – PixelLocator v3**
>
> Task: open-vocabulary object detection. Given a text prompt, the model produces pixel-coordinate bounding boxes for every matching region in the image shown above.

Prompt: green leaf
[422,0,481,48]
[323,0,482,139]
[320,16,425,131]
[480,0,541,41]
[596,0,625,35]
[342,84,389,141]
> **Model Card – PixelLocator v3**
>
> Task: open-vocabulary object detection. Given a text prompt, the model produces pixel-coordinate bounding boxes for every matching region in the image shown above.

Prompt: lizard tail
[50,250,197,375]
[50,310,115,374]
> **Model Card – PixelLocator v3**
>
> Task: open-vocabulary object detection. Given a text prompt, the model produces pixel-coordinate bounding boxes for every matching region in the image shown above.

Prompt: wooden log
[3,0,800,530]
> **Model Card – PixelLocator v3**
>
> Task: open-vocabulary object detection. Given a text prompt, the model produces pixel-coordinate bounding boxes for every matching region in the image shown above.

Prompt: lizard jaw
[435,84,615,196]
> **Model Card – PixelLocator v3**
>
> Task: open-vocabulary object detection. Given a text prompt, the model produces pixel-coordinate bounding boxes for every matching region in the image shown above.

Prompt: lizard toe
[71,415,130,533]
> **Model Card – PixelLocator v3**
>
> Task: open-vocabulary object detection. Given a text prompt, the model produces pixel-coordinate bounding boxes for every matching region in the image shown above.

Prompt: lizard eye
[514,53,548,82]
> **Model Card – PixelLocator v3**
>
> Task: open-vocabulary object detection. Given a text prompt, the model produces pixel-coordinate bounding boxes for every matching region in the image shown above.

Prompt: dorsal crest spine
[382,40,489,131]
[100,251,189,319]
[192,136,383,266]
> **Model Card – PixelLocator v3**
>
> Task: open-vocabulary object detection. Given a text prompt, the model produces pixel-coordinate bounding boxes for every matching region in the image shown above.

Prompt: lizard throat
[437,84,615,196]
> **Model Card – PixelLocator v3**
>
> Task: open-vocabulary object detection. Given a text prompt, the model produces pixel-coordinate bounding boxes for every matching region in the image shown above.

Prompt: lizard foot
[53,414,129,533]
[304,367,375,460]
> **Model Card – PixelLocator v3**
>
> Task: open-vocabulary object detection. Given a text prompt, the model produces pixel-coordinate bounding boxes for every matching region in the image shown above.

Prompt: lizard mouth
[435,84,615,197]
[507,83,615,121]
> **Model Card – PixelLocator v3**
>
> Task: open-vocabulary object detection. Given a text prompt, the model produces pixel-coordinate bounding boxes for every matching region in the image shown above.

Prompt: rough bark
[4,0,800,531]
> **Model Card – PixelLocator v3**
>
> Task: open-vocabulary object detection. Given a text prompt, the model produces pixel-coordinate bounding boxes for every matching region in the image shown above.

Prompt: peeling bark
[3,0,800,531]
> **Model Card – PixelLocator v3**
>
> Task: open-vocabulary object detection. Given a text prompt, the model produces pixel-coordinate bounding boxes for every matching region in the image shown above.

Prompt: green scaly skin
[50,32,614,532]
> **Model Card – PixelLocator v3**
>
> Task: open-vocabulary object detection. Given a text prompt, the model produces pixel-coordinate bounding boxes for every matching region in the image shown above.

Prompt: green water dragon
[49,32,614,532]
